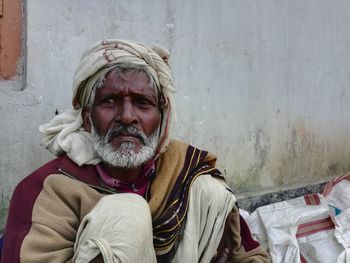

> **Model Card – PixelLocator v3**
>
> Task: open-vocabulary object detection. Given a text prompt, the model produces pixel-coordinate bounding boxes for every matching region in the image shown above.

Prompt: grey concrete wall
[1,0,350,230]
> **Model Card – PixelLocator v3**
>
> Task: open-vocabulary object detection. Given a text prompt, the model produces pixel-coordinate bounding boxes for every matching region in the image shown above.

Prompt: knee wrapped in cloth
[73,194,156,263]
[73,175,236,263]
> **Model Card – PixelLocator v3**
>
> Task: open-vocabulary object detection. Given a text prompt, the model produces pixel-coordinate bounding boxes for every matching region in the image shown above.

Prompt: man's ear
[82,106,92,132]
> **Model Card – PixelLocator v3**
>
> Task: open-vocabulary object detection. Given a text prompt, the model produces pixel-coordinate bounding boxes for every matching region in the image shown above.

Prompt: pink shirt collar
[96,161,155,196]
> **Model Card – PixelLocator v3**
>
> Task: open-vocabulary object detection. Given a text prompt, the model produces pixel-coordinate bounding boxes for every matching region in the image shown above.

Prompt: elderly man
[1,40,270,262]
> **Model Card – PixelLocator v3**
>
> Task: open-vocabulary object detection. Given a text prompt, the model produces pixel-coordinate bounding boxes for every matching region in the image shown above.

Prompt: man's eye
[102,98,115,104]
[136,98,150,106]
[97,98,116,106]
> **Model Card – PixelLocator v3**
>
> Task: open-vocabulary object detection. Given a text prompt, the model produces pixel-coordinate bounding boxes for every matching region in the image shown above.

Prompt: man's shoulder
[159,140,192,165]
[28,156,63,176]
[165,139,218,165]
[16,155,101,197]
[15,156,65,192]
[167,139,209,153]
[166,139,189,151]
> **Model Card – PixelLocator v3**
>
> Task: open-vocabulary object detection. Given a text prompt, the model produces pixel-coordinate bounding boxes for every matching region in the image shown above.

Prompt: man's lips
[110,133,143,143]
[118,134,138,140]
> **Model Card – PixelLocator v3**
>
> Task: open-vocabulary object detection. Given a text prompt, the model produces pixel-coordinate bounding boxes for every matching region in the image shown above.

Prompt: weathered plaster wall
[1,0,350,230]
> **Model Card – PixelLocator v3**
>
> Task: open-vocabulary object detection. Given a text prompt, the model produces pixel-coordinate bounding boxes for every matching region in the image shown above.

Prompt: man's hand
[211,247,230,263]
[210,214,232,263]
[90,254,104,263]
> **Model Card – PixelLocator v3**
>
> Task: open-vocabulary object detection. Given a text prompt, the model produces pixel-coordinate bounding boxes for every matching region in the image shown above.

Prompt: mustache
[105,125,147,144]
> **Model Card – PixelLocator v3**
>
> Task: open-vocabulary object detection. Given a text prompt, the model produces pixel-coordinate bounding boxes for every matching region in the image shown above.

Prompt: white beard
[91,123,159,169]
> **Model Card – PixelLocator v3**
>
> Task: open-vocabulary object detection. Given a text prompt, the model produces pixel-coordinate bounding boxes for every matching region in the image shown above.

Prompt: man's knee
[74,193,155,262]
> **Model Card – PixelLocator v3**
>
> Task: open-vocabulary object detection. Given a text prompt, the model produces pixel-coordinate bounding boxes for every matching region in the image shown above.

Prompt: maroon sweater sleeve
[1,158,61,263]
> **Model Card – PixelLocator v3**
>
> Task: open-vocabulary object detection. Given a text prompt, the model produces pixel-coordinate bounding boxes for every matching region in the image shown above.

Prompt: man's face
[87,70,161,168]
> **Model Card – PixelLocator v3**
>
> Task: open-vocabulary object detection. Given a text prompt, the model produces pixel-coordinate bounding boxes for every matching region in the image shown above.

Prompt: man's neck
[100,163,142,184]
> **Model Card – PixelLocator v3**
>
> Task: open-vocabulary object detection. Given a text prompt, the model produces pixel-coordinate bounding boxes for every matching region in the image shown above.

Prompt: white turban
[39,39,176,166]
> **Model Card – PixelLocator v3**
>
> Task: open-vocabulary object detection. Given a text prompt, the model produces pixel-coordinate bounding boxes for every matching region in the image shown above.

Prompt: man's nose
[117,100,137,125]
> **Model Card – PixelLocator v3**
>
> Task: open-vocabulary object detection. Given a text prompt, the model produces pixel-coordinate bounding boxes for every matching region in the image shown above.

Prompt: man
[1,39,270,262]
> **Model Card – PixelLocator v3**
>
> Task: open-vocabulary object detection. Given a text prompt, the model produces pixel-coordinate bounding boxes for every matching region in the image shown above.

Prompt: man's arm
[212,205,271,263]
[1,174,102,263]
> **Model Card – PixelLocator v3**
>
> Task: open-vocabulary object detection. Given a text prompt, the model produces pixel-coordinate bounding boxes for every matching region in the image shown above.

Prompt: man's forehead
[98,71,157,98]
[102,70,157,93]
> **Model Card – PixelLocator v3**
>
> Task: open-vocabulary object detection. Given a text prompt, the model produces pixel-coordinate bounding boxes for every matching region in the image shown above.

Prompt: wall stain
[229,118,350,194]
[234,126,271,193]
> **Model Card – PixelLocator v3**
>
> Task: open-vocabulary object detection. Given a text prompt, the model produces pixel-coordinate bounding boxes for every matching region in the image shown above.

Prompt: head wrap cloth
[39,39,176,166]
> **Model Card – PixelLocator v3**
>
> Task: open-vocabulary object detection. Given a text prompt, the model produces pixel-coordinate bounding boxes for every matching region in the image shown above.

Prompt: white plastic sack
[247,194,336,262]
[247,172,350,263]
[324,173,350,216]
